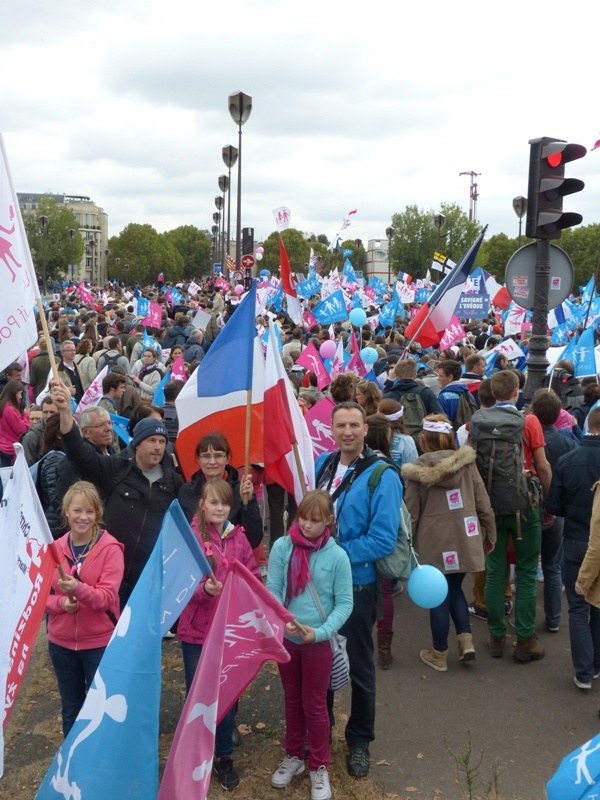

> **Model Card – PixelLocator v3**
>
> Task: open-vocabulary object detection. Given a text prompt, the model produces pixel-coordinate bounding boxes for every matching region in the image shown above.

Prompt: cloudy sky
[3,0,598,249]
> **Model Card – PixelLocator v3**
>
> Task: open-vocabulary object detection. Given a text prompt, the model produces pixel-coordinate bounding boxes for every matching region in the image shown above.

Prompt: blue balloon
[360,346,378,364]
[349,308,367,327]
[259,269,271,278]
[407,565,448,609]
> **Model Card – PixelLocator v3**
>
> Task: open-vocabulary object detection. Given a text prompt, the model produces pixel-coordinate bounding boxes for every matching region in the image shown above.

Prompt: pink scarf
[285,521,331,604]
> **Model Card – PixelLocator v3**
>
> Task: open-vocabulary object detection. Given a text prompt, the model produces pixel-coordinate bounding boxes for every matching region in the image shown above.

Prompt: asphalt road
[368,579,600,800]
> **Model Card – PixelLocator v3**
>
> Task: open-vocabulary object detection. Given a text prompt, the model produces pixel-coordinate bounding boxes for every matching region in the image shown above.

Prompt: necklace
[68,527,98,569]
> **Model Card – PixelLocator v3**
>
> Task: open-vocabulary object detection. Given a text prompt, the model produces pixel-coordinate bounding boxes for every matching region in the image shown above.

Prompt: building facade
[364,237,392,282]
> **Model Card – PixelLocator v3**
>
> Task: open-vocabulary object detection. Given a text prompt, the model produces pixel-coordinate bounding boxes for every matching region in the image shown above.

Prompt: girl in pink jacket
[0,379,29,466]
[177,478,260,792]
[45,481,124,737]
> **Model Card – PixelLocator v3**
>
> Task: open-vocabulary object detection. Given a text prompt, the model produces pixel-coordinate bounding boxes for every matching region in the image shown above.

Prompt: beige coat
[577,482,600,608]
[402,446,496,574]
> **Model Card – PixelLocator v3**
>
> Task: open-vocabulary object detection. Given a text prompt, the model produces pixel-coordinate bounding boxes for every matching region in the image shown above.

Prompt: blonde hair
[295,490,335,536]
[418,414,456,453]
[197,478,234,568]
[62,481,104,544]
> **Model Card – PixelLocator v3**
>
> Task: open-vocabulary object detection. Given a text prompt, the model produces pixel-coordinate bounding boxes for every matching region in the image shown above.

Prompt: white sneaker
[310,766,332,800]
[271,755,305,788]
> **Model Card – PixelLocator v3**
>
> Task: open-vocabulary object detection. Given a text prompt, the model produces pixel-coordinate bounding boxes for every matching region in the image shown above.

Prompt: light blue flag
[170,287,182,305]
[312,290,348,325]
[142,327,161,354]
[484,351,498,377]
[415,288,431,303]
[152,368,172,407]
[368,275,387,295]
[551,324,569,346]
[35,501,212,799]
[573,327,596,378]
[547,732,600,800]
[343,258,357,283]
[108,413,132,445]
[35,534,164,800]
[379,298,399,327]
[261,324,282,353]
[271,283,283,311]
[296,276,320,299]
[581,276,596,305]
[136,297,149,318]
[558,332,580,366]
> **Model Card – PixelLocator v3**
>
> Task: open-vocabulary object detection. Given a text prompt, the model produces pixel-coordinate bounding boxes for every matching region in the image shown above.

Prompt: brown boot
[457,633,476,662]
[487,635,506,658]
[514,635,545,662]
[419,648,448,672]
[377,633,393,669]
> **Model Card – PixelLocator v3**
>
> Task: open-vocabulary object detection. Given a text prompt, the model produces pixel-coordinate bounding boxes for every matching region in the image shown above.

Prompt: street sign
[241,254,255,269]
[232,271,243,283]
[213,263,221,274]
[505,242,574,310]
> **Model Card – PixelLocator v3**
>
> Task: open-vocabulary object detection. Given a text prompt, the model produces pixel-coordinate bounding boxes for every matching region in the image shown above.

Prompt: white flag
[272,206,291,230]
[75,366,109,417]
[0,135,39,372]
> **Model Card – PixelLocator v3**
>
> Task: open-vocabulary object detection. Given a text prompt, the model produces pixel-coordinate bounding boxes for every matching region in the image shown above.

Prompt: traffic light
[242,227,254,255]
[526,137,586,239]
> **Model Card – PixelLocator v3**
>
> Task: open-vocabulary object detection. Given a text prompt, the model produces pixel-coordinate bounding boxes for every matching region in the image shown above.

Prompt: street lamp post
[385,227,394,284]
[433,213,446,251]
[211,224,219,263]
[87,236,98,286]
[512,196,527,248]
[215,196,224,274]
[228,92,252,273]
[39,215,49,294]
[104,249,110,287]
[68,228,76,283]
[222,147,238,277]
[217,180,228,274]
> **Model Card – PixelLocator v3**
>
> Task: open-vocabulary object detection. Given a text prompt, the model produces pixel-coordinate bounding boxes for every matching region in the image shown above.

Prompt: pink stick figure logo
[0,205,23,282]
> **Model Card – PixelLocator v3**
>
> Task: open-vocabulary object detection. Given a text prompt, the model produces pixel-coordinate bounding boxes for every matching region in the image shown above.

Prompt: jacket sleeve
[313,548,354,643]
[61,425,119,495]
[545,461,566,516]
[73,541,125,611]
[471,464,497,546]
[2,404,30,439]
[341,466,402,566]
[423,388,443,415]
[230,492,264,549]
[577,484,600,593]
[137,370,161,400]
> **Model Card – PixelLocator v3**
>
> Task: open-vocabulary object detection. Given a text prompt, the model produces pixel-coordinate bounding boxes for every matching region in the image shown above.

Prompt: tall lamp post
[385,227,394,284]
[215,196,224,273]
[228,92,252,272]
[218,176,228,274]
[222,146,238,276]
[104,249,110,287]
[211,224,219,263]
[433,213,446,251]
[39,215,49,294]
[512,196,527,247]
[87,236,98,286]
[67,228,76,283]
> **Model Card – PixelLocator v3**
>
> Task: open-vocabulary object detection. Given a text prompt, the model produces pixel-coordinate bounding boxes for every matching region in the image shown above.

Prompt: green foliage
[557,224,600,290]
[389,202,482,280]
[162,225,212,280]
[24,197,84,283]
[477,233,522,280]
[261,229,311,277]
[107,223,185,285]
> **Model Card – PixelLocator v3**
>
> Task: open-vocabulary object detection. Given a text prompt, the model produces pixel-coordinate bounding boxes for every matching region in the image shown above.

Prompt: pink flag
[439,315,466,350]
[303,309,318,330]
[78,281,94,305]
[171,354,187,382]
[143,301,163,329]
[158,560,293,800]
[363,285,377,304]
[304,397,336,460]
[74,366,108,418]
[295,342,331,390]
[346,331,368,377]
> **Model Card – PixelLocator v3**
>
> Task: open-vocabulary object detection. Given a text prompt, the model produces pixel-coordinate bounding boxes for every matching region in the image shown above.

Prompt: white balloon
[255,252,263,261]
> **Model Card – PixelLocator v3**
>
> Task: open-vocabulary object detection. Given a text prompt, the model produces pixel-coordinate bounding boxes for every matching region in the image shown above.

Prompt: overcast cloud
[3,0,598,247]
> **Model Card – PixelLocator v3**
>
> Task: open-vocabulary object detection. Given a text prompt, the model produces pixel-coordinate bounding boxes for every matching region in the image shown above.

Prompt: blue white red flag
[175,283,264,480]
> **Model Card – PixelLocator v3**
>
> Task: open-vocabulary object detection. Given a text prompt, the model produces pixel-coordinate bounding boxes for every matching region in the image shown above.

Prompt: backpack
[100,351,122,373]
[367,462,415,581]
[469,406,528,514]
[394,387,428,444]
[454,390,478,431]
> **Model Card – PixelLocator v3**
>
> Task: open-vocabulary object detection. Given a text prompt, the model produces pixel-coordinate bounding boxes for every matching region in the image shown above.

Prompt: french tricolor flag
[175,283,264,480]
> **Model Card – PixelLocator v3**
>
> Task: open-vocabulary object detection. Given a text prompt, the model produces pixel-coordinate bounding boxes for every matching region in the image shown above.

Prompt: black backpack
[100,351,122,372]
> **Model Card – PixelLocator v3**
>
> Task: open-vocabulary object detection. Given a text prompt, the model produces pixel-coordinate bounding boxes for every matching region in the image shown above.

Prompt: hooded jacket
[45,530,125,650]
[402,446,496,574]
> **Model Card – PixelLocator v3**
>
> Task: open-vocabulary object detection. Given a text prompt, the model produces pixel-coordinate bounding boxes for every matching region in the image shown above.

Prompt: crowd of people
[4,274,600,800]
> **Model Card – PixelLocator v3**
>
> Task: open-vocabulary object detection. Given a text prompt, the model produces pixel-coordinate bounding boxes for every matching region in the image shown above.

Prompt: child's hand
[204,575,222,596]
[58,575,78,595]
[298,625,316,644]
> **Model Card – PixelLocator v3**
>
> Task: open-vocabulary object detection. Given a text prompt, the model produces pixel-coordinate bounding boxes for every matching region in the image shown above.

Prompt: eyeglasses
[86,421,113,430]
[198,452,227,462]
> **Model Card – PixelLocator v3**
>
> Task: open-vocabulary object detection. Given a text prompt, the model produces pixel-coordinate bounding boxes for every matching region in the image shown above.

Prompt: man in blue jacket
[315,401,402,778]
[436,360,476,429]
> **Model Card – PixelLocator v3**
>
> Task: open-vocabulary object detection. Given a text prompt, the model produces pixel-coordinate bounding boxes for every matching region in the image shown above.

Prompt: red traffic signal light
[525,137,586,239]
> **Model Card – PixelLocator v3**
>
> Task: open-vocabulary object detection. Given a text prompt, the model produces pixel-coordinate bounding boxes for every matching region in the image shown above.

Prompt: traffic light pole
[524,239,550,402]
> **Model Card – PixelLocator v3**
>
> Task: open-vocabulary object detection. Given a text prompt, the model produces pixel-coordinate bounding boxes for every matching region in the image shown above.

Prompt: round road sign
[241,254,255,269]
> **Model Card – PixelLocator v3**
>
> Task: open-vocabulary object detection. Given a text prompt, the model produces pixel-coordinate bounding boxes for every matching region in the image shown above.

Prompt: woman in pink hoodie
[0,379,29,466]
[45,481,124,737]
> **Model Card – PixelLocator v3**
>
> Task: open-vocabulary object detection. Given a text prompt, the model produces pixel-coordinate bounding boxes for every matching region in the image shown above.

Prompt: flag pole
[243,388,252,507]
[291,442,307,498]
[35,298,61,382]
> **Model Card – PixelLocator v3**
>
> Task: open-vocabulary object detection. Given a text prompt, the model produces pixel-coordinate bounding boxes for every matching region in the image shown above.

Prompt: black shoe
[348,747,370,777]
[213,756,240,790]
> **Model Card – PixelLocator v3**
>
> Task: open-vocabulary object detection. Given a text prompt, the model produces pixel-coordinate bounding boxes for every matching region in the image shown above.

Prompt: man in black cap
[50,381,183,606]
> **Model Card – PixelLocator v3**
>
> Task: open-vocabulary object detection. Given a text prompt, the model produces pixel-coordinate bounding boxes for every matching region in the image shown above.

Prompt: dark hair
[331,400,366,423]
[40,413,62,456]
[477,378,495,408]
[329,373,359,403]
[0,379,24,416]
[531,388,561,426]
[164,380,184,402]
[437,359,462,381]
[127,404,164,435]
[195,431,232,460]
[365,413,392,457]
[107,336,120,350]
[588,407,600,434]
[102,372,127,393]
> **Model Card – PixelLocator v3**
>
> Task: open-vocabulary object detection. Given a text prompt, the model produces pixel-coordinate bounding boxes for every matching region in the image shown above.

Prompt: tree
[162,225,212,280]
[389,202,482,280]
[24,196,84,284]
[107,223,182,286]
[557,224,600,291]
[261,228,311,277]
[477,233,522,281]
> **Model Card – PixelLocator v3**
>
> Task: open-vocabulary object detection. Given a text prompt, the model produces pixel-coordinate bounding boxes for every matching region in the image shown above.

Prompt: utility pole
[459,171,481,221]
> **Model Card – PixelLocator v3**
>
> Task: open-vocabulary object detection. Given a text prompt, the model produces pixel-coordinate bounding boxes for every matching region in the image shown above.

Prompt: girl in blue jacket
[267,490,353,800]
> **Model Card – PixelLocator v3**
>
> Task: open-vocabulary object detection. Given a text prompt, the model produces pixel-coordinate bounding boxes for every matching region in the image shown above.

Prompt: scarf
[285,521,331,604]
[139,363,159,380]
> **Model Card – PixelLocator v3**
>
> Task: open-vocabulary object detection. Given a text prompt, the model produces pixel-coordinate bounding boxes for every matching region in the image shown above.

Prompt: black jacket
[62,425,183,602]
[546,437,600,542]
[382,378,442,415]
[178,463,264,549]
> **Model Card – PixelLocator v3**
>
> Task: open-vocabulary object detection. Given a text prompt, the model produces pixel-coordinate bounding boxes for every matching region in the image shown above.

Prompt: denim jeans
[48,641,106,738]
[563,539,600,683]
[181,641,235,757]
[327,581,377,750]
[540,516,564,630]
[430,573,470,652]
[485,508,541,641]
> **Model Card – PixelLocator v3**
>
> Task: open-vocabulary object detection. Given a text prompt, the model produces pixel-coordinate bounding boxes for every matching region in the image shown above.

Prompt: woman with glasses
[178,431,264,550]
